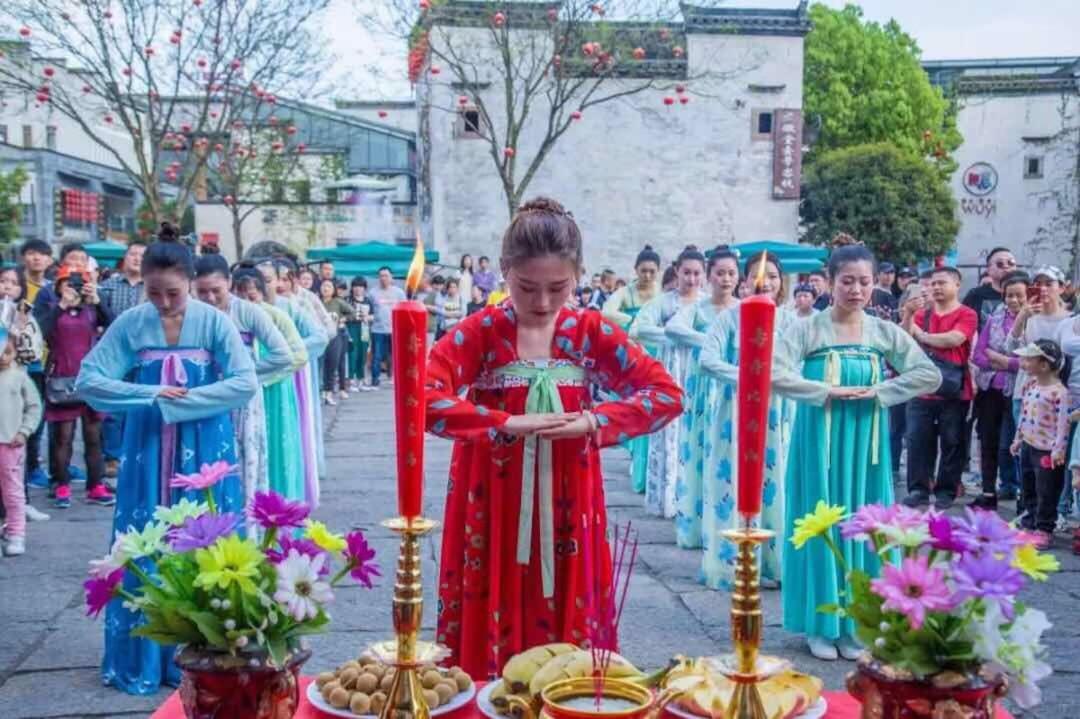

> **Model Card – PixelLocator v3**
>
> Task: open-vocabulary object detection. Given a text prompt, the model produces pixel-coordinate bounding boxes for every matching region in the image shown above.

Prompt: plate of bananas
[477,643,659,718]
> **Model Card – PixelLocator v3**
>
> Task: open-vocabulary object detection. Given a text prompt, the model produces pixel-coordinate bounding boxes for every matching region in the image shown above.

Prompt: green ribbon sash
[493,362,586,598]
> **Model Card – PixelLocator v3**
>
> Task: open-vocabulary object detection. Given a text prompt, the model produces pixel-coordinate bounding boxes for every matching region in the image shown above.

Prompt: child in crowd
[1011,339,1071,549]
[0,329,43,557]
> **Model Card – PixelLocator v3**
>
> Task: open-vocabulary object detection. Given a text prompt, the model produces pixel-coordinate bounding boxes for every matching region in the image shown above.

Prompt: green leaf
[816,603,843,616]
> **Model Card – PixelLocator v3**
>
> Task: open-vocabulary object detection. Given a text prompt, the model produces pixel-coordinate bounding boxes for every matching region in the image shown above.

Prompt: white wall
[950,91,1080,271]
[421,25,804,275]
[334,104,418,134]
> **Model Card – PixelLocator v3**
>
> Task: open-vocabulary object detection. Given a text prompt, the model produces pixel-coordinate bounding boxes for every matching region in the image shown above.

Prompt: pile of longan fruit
[316,657,473,715]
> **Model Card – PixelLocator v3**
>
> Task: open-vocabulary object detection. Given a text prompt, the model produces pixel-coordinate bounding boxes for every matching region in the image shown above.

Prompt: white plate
[475,681,504,719]
[665,696,826,719]
[308,677,477,718]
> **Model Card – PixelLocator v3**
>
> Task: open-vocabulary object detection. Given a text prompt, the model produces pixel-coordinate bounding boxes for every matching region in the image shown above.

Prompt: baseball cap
[1014,339,1064,370]
[878,262,896,274]
[897,267,917,278]
[1032,265,1066,284]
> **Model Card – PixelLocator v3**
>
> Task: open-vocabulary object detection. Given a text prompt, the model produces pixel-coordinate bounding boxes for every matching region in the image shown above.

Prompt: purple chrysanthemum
[951,552,1026,619]
[247,491,311,530]
[951,508,1021,556]
[170,512,241,552]
[84,568,125,618]
[266,535,329,575]
[870,556,955,629]
[928,512,968,553]
[344,530,381,589]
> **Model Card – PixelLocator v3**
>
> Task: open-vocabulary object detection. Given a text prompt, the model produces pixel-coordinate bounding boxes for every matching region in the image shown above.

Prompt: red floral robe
[425,303,683,678]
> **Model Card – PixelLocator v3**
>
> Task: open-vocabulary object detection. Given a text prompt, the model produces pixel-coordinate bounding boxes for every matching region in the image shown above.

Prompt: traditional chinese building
[925,57,1080,276]
[413,1,810,274]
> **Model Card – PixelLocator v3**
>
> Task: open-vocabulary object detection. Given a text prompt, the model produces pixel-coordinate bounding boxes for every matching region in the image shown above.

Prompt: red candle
[736,261,776,518]
[392,241,428,518]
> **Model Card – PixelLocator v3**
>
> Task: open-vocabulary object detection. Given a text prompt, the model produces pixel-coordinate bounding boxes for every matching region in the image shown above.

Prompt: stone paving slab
[2,389,1078,717]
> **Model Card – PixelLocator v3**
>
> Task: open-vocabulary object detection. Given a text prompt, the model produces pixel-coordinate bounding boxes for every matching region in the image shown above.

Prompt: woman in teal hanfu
[234,267,309,506]
[630,246,705,518]
[75,239,257,695]
[696,252,797,588]
[603,245,661,493]
[771,245,939,661]
[665,246,740,548]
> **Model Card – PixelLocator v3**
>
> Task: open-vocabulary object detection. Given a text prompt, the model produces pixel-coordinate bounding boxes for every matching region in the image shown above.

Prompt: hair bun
[518,197,568,216]
[642,244,654,251]
[158,222,179,243]
[683,244,699,253]
[830,231,860,248]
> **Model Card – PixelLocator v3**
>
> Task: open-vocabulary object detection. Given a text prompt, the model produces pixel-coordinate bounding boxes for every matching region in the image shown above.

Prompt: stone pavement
[1,389,1077,718]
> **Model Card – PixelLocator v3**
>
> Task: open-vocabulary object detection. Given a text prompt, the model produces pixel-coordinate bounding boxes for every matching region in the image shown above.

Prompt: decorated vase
[846,655,1008,719]
[175,645,311,719]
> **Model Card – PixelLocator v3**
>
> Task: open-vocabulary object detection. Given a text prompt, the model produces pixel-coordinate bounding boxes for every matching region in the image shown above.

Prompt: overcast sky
[322,0,1080,101]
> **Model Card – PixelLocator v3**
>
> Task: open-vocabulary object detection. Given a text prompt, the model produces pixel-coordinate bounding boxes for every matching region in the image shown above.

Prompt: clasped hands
[827,386,877,401]
[501,411,597,440]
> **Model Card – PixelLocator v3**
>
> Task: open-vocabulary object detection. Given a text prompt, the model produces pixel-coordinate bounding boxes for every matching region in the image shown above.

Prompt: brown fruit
[358,656,377,666]
[422,670,442,689]
[369,664,386,679]
[370,691,387,715]
[340,668,360,689]
[350,692,372,715]
[434,682,455,704]
[454,673,473,691]
[355,673,379,694]
[330,687,351,708]
[380,672,395,692]
[323,680,341,701]
[316,672,336,688]
[423,689,440,709]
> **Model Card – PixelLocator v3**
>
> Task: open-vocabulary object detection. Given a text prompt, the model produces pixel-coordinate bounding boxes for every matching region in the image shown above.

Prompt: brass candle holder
[376,515,440,719]
[715,522,787,719]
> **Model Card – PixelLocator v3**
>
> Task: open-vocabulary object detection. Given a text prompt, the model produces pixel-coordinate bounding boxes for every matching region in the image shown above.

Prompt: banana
[527,650,642,697]
[502,643,578,693]
[488,681,532,716]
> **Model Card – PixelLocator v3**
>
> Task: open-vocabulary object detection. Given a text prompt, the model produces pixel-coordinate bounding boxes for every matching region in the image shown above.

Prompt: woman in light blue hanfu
[602,245,661,493]
[76,235,257,695]
[665,246,740,548]
[771,244,939,662]
[193,255,293,529]
[697,252,796,589]
[630,246,705,518]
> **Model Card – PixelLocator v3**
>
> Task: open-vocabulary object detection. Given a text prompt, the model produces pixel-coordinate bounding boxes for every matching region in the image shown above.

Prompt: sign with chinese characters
[962,162,998,196]
[771,109,802,200]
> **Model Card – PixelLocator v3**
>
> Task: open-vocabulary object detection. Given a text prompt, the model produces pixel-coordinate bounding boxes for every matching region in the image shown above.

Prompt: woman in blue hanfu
[697,252,796,590]
[664,246,740,548]
[76,228,257,694]
[771,243,939,662]
[192,254,293,527]
[630,246,705,518]
[602,245,662,494]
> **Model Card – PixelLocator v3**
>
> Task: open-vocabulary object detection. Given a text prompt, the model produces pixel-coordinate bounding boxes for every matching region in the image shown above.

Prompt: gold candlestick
[378,516,439,719]
[717,523,785,719]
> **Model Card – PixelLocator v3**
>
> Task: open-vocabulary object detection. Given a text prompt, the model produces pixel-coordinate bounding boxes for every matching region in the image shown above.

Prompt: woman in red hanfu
[425,197,683,678]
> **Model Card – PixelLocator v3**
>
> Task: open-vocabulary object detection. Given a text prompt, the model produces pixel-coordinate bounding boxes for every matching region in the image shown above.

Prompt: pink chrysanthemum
[170,461,238,491]
[870,556,955,629]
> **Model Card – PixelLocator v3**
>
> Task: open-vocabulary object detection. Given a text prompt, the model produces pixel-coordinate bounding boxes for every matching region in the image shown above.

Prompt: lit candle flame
[405,233,426,299]
[753,250,768,293]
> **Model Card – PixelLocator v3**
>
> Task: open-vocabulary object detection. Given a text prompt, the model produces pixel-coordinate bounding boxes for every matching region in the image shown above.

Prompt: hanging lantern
[504,147,515,157]
[632,47,645,60]
[19,26,31,37]
[663,96,674,106]
[458,95,469,105]
[145,46,155,56]
[492,12,505,27]
[679,96,689,105]
[570,110,582,121]
[286,125,297,135]
[672,45,684,58]
[378,110,388,118]
[296,143,306,153]
[230,59,242,70]
[429,66,441,75]
[675,84,686,94]
[223,195,234,205]
[43,67,55,78]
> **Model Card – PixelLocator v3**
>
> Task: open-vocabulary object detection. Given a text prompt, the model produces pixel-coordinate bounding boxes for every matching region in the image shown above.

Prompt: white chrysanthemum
[153,498,210,527]
[88,536,129,579]
[272,549,333,621]
[118,522,169,560]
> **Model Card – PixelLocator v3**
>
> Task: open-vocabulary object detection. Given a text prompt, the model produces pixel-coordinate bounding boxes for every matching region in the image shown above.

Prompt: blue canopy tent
[731,240,827,275]
[305,241,440,279]
[82,240,128,265]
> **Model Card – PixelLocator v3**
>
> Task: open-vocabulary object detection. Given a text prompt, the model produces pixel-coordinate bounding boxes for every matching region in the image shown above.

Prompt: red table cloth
[152,678,1014,719]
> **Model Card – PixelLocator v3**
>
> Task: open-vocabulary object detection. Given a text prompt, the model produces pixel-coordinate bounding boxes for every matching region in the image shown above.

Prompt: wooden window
[1024,156,1043,179]
[455,107,485,139]
[751,110,774,141]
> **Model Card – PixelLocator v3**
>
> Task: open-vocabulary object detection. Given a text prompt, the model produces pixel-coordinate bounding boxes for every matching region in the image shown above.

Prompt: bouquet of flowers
[792,501,1058,708]
[83,462,380,667]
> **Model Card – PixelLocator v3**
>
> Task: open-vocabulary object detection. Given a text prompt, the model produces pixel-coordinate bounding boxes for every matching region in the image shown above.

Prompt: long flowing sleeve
[76,311,164,411]
[629,294,670,346]
[589,314,684,447]
[698,308,740,385]
[285,298,329,360]
[873,320,941,407]
[602,286,633,328]
[262,302,308,372]
[666,301,709,348]
[235,299,293,384]
[156,309,257,424]
[425,312,512,441]
[771,315,831,405]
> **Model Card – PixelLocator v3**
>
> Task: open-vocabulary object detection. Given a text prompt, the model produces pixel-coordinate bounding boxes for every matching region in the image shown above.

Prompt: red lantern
[103,10,112,19]
[663,96,674,106]
[269,116,278,126]
[504,147,515,157]
[197,57,207,68]
[419,0,430,9]
[35,92,49,103]
[675,84,686,94]
[547,7,558,21]
[429,66,440,75]
[493,12,505,26]
[286,126,297,135]
[582,43,595,57]
[145,46,155,56]
[194,0,203,6]
[679,96,689,105]
[214,143,224,153]
[296,143,306,153]
[378,110,389,118]
[104,114,114,123]
[170,33,180,45]
[632,47,645,60]
[230,59,242,70]
[458,95,468,105]
[43,67,55,78]
[209,110,218,119]
[590,4,604,16]
[82,85,92,93]
[271,141,284,152]
[19,27,31,38]
[570,110,582,121]
[223,195,234,205]
[122,67,132,77]
[672,45,684,58]
[266,95,277,105]
[180,123,192,133]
